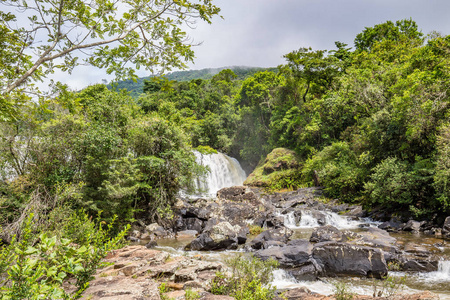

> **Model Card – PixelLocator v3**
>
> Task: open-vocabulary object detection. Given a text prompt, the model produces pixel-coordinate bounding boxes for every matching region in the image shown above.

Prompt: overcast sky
[58,0,450,89]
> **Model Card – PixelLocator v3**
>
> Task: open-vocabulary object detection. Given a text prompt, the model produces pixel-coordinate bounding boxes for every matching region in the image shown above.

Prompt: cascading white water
[193,151,247,198]
[281,210,363,229]
[418,261,450,282]
[271,269,298,289]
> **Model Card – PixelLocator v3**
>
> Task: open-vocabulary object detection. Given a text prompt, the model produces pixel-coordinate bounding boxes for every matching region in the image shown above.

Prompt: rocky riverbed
[91,186,450,299]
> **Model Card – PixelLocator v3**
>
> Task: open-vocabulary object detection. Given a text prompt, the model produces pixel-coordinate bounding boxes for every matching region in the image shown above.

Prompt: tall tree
[0,0,220,119]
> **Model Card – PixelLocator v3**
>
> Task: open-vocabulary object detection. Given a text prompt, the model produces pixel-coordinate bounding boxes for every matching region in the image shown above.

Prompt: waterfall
[193,151,247,198]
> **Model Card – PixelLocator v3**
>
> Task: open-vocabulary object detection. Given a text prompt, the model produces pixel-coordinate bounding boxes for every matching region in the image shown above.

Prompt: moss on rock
[244,148,302,190]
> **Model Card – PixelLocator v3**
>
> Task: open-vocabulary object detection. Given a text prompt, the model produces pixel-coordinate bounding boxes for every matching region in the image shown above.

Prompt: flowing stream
[158,152,450,298]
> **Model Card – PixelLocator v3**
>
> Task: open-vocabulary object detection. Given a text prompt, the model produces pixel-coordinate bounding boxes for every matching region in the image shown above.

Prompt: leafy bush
[211,255,278,300]
[0,213,129,299]
[364,157,435,214]
[302,141,365,202]
[333,282,354,300]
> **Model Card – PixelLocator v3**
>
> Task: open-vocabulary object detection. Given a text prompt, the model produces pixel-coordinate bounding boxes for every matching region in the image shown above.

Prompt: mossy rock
[244,148,301,188]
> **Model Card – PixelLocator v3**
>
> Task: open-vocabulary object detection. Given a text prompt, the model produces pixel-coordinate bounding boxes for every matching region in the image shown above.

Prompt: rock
[345,205,366,218]
[262,214,285,228]
[181,218,204,233]
[216,186,258,203]
[255,239,313,268]
[403,220,422,232]
[312,242,388,278]
[127,236,140,242]
[146,223,160,232]
[282,287,322,300]
[177,230,198,238]
[201,293,235,300]
[145,240,158,248]
[443,216,450,237]
[346,227,398,253]
[185,222,240,251]
[298,209,327,226]
[237,226,249,244]
[250,227,293,250]
[310,225,344,243]
[81,276,161,299]
[401,260,438,272]
[378,219,403,232]
[244,148,301,187]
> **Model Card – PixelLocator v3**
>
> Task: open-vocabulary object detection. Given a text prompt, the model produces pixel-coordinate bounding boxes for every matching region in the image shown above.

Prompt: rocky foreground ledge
[80,245,439,300]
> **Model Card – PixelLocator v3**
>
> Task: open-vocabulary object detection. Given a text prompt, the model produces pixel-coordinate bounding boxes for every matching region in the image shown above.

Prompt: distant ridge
[108,66,276,98]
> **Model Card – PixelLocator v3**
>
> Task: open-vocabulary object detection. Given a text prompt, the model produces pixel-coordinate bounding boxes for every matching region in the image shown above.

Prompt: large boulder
[250,227,293,250]
[216,186,258,203]
[443,216,450,238]
[310,225,344,243]
[312,242,388,278]
[403,220,422,233]
[184,221,241,251]
[244,148,301,188]
[255,239,313,268]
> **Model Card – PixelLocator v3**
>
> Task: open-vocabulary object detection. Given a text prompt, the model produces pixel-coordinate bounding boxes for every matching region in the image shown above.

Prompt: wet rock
[401,260,438,272]
[177,230,198,238]
[345,205,366,218]
[182,218,204,233]
[289,261,321,281]
[250,227,293,250]
[127,236,140,242]
[378,219,403,232]
[312,241,388,278]
[310,225,344,243]
[403,220,421,232]
[185,221,240,251]
[145,240,158,248]
[262,214,285,228]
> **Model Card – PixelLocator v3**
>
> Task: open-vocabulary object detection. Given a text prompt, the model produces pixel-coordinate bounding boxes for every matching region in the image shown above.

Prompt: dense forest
[123,19,449,222]
[1,16,450,298]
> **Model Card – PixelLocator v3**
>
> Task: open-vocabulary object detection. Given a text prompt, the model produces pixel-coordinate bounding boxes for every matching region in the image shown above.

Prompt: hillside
[108,66,276,98]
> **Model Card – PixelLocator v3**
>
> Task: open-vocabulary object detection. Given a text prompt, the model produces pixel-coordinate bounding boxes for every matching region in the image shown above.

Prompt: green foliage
[249,225,264,236]
[364,157,435,213]
[302,142,366,202]
[185,288,201,300]
[371,275,406,298]
[434,124,450,212]
[211,255,278,300]
[355,19,423,52]
[0,213,129,299]
[333,282,354,300]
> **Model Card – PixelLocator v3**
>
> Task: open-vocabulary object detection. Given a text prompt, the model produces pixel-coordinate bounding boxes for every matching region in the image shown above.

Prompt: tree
[354,19,423,52]
[283,47,340,102]
[0,0,220,119]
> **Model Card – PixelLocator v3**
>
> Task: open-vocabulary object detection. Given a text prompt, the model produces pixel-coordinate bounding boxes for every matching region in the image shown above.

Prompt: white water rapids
[281,210,365,229]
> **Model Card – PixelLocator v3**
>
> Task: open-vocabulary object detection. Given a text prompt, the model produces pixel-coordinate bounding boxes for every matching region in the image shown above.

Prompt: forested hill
[109,66,276,98]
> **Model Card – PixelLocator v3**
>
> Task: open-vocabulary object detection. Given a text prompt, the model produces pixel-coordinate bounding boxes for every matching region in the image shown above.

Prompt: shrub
[211,255,279,300]
[0,213,129,299]
[302,141,365,202]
